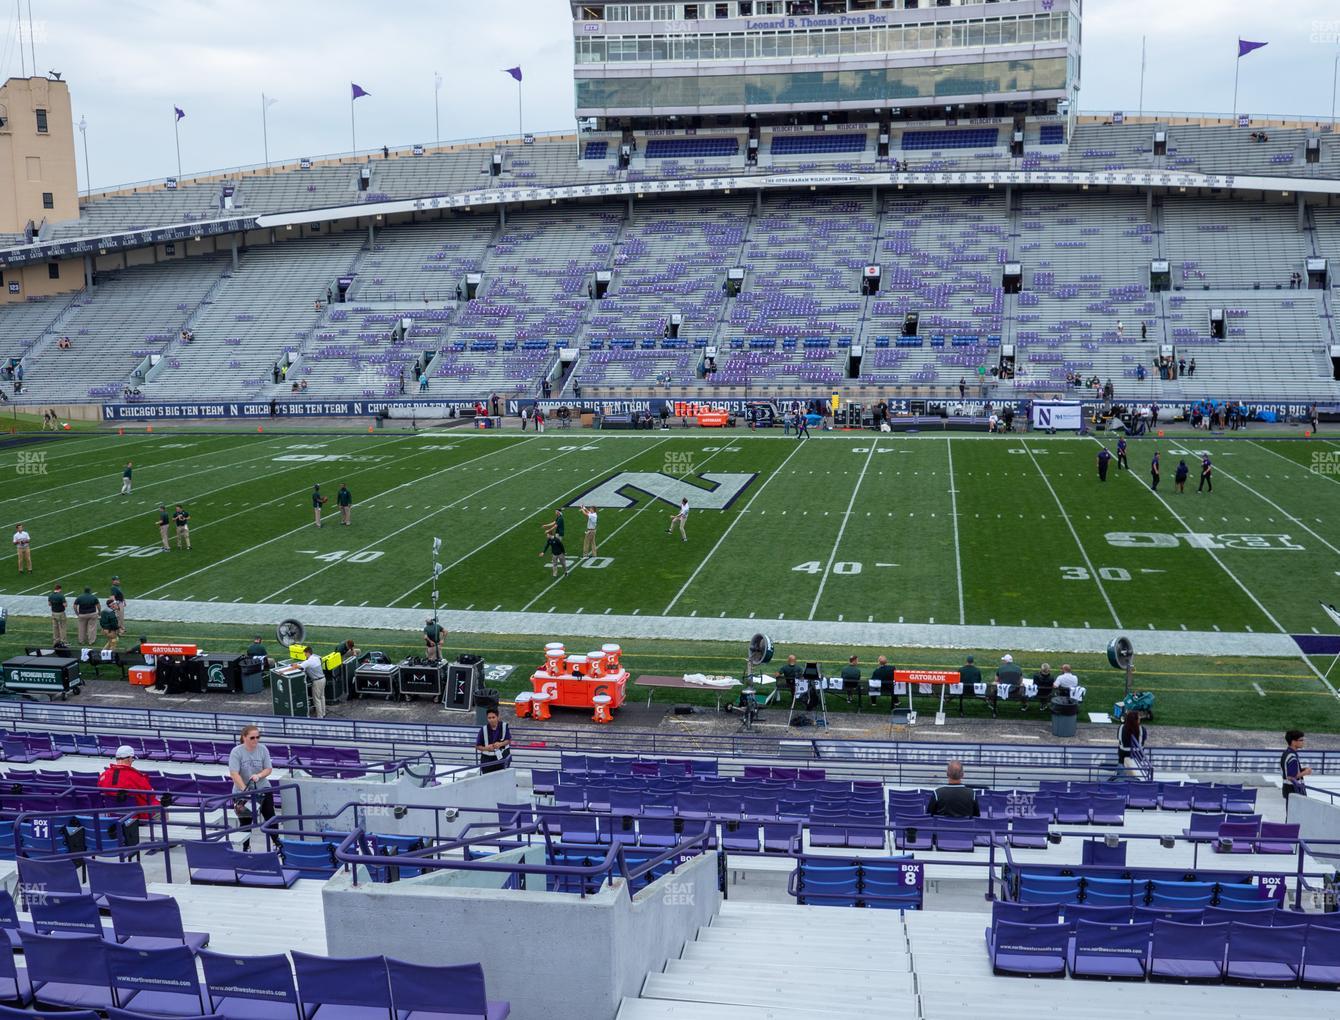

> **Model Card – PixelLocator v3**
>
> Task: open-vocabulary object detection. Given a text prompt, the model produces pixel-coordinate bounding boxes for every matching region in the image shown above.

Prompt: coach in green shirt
[48,584,68,646]
[337,484,352,526]
[957,655,982,717]
[98,606,121,651]
[424,619,445,661]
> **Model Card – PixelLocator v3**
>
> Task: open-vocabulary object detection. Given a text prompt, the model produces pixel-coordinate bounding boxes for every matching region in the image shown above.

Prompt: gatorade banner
[893,669,960,686]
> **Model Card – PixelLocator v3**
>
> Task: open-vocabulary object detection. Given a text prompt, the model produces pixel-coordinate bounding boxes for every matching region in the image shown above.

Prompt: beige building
[0,75,80,302]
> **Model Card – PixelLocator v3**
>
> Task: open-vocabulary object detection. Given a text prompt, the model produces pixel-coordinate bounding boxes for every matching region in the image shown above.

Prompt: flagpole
[262,93,270,167]
[1138,36,1146,119]
[351,96,357,154]
[517,80,523,139]
[173,113,182,179]
[434,72,441,148]
[1232,56,1240,120]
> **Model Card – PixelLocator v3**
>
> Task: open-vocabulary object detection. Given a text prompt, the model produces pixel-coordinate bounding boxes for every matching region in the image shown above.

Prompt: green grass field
[4,427,1340,731]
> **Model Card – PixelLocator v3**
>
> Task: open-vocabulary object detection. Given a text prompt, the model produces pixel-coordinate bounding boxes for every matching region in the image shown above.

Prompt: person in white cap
[992,653,1023,718]
[96,745,157,853]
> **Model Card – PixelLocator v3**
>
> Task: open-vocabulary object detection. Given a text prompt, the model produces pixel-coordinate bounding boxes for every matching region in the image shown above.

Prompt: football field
[4,428,1340,644]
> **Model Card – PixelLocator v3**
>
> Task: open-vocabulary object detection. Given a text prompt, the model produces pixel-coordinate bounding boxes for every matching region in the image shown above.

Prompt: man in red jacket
[97,746,158,852]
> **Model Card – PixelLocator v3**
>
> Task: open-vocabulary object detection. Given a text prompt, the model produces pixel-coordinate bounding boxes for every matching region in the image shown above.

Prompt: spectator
[1140,321,1147,339]
[1118,711,1148,776]
[869,654,896,708]
[97,746,158,854]
[418,373,428,392]
[1029,663,1054,710]
[1282,729,1311,802]
[930,761,979,818]
[229,724,275,850]
[476,708,512,774]
[424,617,445,660]
[959,655,982,709]
[839,654,861,705]
[1187,357,1196,377]
[1116,320,1124,338]
[301,646,327,719]
[109,575,126,633]
[246,635,272,670]
[382,144,390,159]
[1055,664,1079,693]
[299,379,309,392]
[1174,458,1189,493]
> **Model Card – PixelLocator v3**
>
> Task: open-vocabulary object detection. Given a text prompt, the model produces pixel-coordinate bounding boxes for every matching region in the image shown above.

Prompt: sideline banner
[1031,400,1083,431]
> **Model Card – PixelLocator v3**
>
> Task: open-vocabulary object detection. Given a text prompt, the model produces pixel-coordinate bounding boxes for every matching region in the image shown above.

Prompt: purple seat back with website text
[105,942,207,1015]
[989,921,1068,976]
[23,932,113,1009]
[18,856,82,903]
[199,949,300,1017]
[1070,920,1151,979]
[31,892,105,937]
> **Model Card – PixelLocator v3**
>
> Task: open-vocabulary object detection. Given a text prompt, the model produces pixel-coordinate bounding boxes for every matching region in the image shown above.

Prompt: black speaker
[444,664,480,710]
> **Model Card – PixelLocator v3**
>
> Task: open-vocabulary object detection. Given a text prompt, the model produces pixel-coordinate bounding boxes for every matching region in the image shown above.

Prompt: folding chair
[291,950,392,1020]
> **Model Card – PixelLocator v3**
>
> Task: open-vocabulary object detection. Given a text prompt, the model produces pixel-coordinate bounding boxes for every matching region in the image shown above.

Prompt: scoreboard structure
[571,0,1081,129]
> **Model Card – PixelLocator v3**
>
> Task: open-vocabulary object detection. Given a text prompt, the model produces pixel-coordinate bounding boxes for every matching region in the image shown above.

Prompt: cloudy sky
[7,0,1339,189]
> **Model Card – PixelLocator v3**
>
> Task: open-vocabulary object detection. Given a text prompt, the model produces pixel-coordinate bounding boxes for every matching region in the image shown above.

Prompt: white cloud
[20,0,1340,189]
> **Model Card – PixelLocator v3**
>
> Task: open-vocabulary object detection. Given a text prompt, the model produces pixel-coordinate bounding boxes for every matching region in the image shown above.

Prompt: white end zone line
[946,437,965,625]
[808,439,878,621]
[1091,436,1340,702]
[663,439,806,615]
[140,437,540,599]
[1022,440,1123,629]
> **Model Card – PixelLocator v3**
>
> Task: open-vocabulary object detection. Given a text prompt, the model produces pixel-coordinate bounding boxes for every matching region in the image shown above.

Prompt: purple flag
[174,106,186,121]
[351,82,370,100]
[502,66,523,83]
[1237,39,1267,58]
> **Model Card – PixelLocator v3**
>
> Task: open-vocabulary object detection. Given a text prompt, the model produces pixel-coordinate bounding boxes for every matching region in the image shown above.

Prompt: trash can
[474,687,500,726]
[1050,696,1079,738]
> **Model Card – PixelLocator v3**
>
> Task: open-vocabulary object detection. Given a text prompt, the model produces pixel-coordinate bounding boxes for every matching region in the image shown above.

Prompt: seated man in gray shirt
[228,724,275,850]
[929,760,979,818]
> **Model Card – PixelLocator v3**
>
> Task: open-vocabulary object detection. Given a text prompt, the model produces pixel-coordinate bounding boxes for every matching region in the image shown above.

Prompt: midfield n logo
[570,472,757,511]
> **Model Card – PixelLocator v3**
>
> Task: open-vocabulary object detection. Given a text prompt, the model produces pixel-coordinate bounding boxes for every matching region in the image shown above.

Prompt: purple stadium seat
[1150,920,1228,982]
[720,821,761,853]
[1226,921,1305,985]
[1160,784,1193,811]
[200,951,300,1020]
[637,817,678,849]
[1204,903,1278,924]
[1055,794,1091,825]
[1089,796,1126,826]
[108,1011,223,1020]
[292,950,392,1019]
[1303,924,1340,987]
[21,932,115,1010]
[991,902,1061,928]
[1063,903,1134,928]
[183,842,299,888]
[1009,817,1049,850]
[933,819,976,852]
[17,857,82,906]
[384,958,509,1020]
[1181,813,1226,842]
[1214,820,1260,853]
[1018,875,1081,905]
[106,895,209,952]
[1257,822,1300,854]
[106,943,208,1017]
[88,859,169,908]
[894,815,932,851]
[30,892,109,938]
[1068,920,1152,980]
[988,921,1069,977]
[762,822,801,854]
[0,931,32,1006]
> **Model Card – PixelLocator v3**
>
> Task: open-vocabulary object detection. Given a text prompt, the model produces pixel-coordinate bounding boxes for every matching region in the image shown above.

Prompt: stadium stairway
[617,900,918,1019]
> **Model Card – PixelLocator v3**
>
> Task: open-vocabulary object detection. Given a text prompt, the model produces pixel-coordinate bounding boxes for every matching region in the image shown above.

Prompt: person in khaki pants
[73,587,100,647]
[48,584,68,645]
[12,524,31,574]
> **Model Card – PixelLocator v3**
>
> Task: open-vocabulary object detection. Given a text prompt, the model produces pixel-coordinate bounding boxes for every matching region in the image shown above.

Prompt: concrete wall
[287,768,517,841]
[324,850,721,1020]
[1288,793,1340,864]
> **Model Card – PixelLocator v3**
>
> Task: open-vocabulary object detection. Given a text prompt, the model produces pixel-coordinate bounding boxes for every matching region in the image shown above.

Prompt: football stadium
[0,1,1339,1016]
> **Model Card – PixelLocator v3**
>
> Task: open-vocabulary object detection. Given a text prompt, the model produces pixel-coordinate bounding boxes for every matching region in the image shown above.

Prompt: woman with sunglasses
[228,724,275,851]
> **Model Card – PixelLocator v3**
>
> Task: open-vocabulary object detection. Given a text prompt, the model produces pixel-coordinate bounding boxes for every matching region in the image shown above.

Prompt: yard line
[1090,435,1340,701]
[396,437,672,608]
[663,440,806,614]
[14,433,420,596]
[808,440,879,621]
[1021,440,1122,628]
[290,437,629,606]
[1250,439,1340,489]
[945,437,965,625]
[1251,682,1266,697]
[139,438,537,599]
[518,439,728,613]
[1213,460,1340,558]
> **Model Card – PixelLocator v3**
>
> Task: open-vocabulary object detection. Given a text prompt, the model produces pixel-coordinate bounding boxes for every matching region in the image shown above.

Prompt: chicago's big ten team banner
[99,397,1319,423]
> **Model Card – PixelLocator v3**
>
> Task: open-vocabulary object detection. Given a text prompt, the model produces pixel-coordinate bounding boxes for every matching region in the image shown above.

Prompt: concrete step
[641,971,915,1013]
[680,941,909,969]
[617,997,848,1019]
[664,958,911,986]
